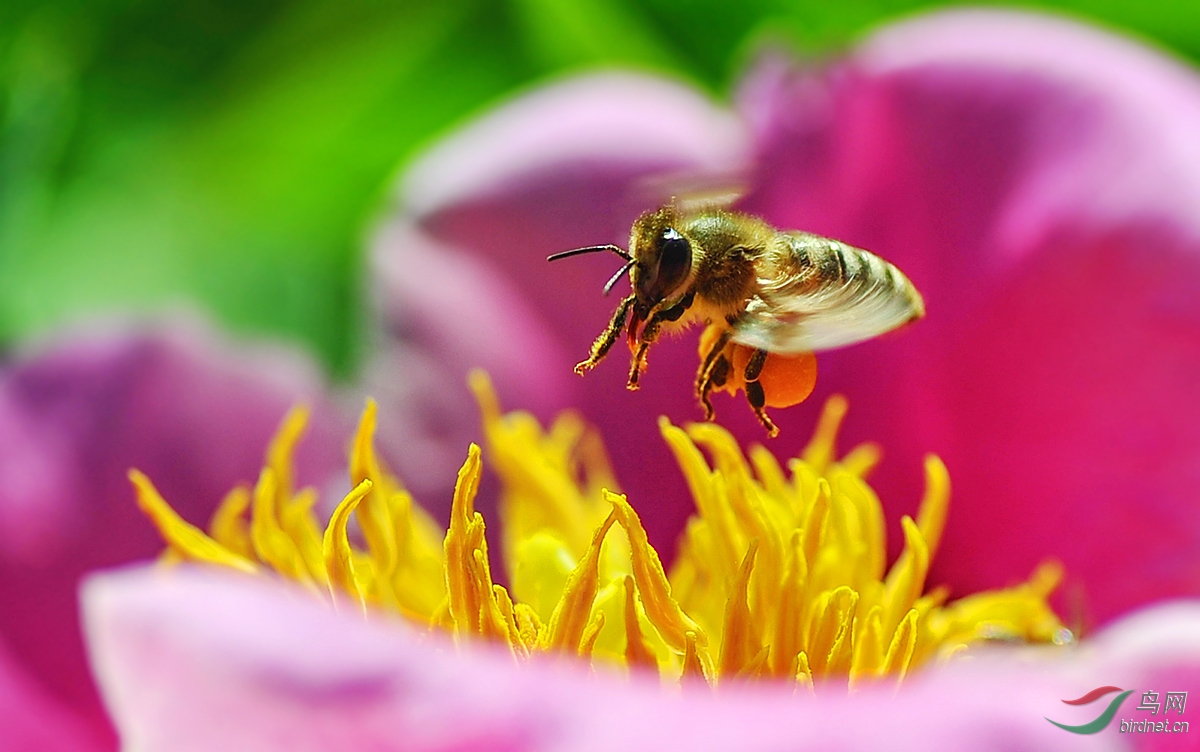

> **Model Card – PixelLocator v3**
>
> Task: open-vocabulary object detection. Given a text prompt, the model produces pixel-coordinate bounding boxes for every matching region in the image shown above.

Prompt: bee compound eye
[658,228,691,282]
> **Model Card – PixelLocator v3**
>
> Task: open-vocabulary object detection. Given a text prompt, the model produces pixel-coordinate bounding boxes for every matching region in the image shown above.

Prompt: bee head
[630,206,693,317]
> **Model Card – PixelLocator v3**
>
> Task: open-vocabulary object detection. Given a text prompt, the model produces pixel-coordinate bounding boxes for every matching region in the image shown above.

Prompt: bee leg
[743,348,768,382]
[627,316,664,389]
[699,353,730,420]
[745,381,779,438]
[694,328,732,395]
[628,293,693,390]
[575,295,635,375]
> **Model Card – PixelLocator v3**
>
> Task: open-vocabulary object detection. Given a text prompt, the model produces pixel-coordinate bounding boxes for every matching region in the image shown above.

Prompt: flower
[5,7,1200,751]
[377,8,1200,629]
[133,371,1067,688]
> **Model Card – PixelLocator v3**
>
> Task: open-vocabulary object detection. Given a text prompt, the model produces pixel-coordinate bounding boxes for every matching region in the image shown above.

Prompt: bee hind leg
[743,348,768,382]
[575,295,634,375]
[742,347,777,432]
[745,380,779,438]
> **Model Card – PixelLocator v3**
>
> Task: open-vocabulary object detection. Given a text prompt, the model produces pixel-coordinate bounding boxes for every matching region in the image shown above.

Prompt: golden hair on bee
[549,204,924,436]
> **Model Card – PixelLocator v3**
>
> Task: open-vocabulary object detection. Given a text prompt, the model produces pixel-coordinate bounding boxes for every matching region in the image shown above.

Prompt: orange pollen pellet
[730,345,817,408]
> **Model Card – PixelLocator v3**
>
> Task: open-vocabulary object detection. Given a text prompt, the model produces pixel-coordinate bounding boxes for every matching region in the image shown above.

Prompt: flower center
[132,371,1069,689]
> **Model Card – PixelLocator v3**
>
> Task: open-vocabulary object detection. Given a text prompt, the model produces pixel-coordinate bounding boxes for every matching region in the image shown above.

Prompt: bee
[548,204,925,436]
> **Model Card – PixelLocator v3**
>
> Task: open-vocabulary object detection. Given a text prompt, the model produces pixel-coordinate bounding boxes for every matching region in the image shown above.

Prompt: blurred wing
[629,168,749,216]
[731,232,925,354]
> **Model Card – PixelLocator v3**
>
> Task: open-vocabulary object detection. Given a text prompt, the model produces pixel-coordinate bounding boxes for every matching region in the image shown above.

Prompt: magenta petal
[83,566,1200,751]
[0,318,348,746]
[738,10,1200,625]
[0,639,105,752]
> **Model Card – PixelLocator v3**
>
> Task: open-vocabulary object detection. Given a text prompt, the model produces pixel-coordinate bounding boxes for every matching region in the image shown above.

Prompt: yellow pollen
[131,371,1069,690]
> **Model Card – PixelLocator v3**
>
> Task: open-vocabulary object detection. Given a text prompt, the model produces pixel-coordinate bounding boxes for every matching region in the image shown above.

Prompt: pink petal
[83,565,1200,751]
[737,9,1200,626]
[402,71,748,225]
[0,316,348,747]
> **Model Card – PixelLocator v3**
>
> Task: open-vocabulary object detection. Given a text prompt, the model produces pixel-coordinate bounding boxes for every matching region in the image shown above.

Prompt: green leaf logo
[1046,687,1133,734]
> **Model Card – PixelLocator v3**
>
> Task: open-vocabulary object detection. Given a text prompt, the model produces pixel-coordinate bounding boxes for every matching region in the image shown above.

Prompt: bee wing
[629,169,749,216]
[731,233,925,354]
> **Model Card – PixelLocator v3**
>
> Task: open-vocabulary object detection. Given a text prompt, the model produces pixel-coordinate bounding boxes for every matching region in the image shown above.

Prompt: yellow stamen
[542,513,615,653]
[579,612,606,660]
[133,371,1069,691]
[322,479,373,608]
[916,455,951,560]
[266,405,308,502]
[622,575,658,671]
[208,485,252,559]
[717,540,763,679]
[794,651,814,694]
[250,468,312,586]
[444,445,511,644]
[800,393,848,472]
[130,470,257,574]
[607,490,707,655]
[882,609,919,683]
[681,631,708,683]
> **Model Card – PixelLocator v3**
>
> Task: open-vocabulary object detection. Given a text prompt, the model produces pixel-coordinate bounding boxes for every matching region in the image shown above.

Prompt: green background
[2,0,1198,376]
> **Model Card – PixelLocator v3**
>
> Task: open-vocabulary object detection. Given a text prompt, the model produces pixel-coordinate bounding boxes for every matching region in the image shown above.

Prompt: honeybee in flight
[548,204,925,436]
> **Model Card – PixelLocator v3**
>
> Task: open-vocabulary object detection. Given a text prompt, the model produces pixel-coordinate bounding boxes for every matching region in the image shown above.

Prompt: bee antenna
[602,260,635,295]
[547,244,632,262]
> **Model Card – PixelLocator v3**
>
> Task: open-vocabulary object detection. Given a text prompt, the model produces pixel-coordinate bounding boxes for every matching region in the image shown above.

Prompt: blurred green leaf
[1,0,532,375]
[505,0,683,73]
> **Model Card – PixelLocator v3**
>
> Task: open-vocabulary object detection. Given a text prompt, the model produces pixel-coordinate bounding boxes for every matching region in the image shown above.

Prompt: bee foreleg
[575,294,635,375]
[627,316,664,390]
[745,381,779,438]
[627,293,694,390]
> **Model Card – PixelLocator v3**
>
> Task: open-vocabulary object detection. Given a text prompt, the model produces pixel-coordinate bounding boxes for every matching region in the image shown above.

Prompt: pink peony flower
[378,8,1200,629]
[3,7,1199,751]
